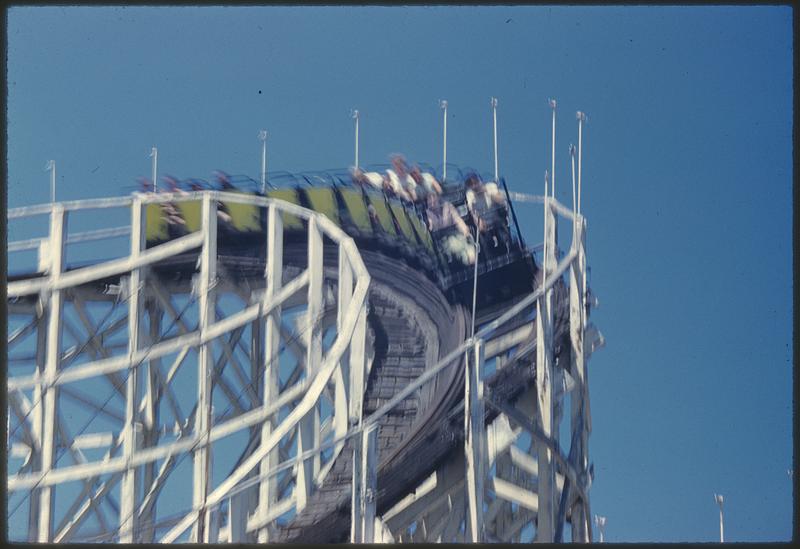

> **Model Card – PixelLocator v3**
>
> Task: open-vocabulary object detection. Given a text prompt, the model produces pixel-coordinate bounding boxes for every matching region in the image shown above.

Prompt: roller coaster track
[6,188,602,543]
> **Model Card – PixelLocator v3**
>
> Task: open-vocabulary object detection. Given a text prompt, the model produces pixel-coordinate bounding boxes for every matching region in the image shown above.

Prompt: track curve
[270,245,470,542]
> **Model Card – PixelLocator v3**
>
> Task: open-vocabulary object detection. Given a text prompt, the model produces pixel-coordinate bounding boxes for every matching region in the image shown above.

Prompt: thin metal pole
[352,110,359,169]
[542,170,549,285]
[150,147,158,192]
[440,100,448,182]
[45,160,56,203]
[259,130,268,194]
[491,97,499,181]
[570,144,577,217]
[576,112,586,216]
[470,227,480,337]
[549,99,556,199]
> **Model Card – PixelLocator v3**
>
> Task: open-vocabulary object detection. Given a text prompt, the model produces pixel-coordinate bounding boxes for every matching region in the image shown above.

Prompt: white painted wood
[120,197,145,542]
[492,477,539,513]
[246,493,295,532]
[10,192,374,544]
[192,193,217,542]
[37,206,66,542]
[334,243,352,454]
[464,339,486,542]
[534,194,558,542]
[9,231,204,298]
[362,424,378,543]
[383,471,437,522]
[8,270,311,393]
[159,275,367,542]
[227,492,247,542]
[350,423,364,543]
[257,203,282,541]
[297,215,323,512]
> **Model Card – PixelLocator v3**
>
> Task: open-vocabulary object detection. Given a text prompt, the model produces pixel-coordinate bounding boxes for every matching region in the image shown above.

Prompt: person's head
[465,172,483,192]
[137,177,153,192]
[409,165,422,183]
[213,170,234,189]
[162,175,180,192]
[426,190,440,209]
[390,154,408,175]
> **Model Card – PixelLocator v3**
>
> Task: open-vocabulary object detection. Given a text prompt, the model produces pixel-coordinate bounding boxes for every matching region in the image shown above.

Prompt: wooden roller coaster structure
[7,144,602,544]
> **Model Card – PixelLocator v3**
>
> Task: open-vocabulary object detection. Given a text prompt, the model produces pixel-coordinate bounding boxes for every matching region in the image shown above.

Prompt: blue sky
[6,5,793,542]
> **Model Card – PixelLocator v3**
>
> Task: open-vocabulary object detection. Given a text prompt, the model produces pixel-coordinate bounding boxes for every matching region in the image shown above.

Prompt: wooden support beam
[37,206,67,542]
[352,423,377,542]
[297,215,323,512]
[192,193,217,542]
[119,196,147,542]
[464,339,486,542]
[257,203,282,541]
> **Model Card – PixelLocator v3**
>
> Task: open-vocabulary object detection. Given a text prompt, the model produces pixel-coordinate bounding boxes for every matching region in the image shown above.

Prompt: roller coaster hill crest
[7,116,604,543]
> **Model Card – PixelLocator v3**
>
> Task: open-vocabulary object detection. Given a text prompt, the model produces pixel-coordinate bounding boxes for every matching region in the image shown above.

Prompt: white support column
[120,196,146,542]
[360,423,379,542]
[228,492,248,542]
[28,309,47,540]
[464,339,486,542]
[257,203,282,541]
[534,183,557,542]
[348,290,367,426]
[296,215,323,512]
[575,110,593,542]
[335,245,353,449]
[569,216,590,541]
[140,299,162,543]
[37,205,67,542]
[193,193,217,542]
[351,426,364,543]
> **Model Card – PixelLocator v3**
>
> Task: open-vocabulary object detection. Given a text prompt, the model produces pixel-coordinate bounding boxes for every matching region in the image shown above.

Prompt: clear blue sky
[6,5,793,542]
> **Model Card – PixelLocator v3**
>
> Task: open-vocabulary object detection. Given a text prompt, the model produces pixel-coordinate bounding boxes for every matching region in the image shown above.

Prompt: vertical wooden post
[535,190,557,542]
[28,307,48,540]
[465,339,486,542]
[120,197,146,542]
[192,193,217,541]
[37,205,67,542]
[297,215,323,511]
[258,203,282,540]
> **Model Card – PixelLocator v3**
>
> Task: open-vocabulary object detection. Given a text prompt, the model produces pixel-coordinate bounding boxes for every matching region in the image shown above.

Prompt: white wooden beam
[192,193,217,542]
[534,194,557,542]
[464,339,486,542]
[492,476,538,513]
[37,205,66,542]
[257,203,282,541]
[120,197,146,542]
[297,215,323,512]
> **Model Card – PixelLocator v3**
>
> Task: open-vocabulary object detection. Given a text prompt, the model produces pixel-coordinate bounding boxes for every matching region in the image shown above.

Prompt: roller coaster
[7,124,603,543]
